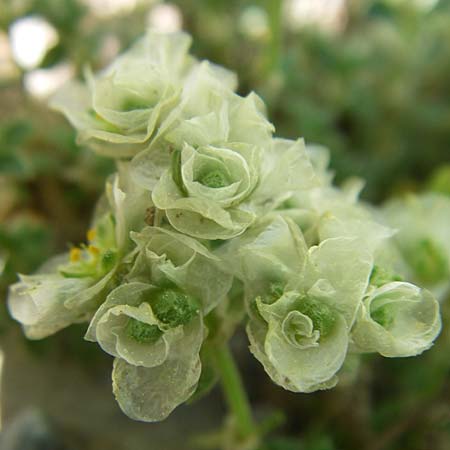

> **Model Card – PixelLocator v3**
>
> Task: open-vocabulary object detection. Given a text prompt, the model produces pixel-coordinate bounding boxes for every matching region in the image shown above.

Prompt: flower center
[121,97,150,111]
[151,288,199,328]
[369,265,403,287]
[295,297,335,338]
[126,319,162,344]
[197,169,230,188]
[59,214,117,279]
[282,310,320,349]
[370,306,394,328]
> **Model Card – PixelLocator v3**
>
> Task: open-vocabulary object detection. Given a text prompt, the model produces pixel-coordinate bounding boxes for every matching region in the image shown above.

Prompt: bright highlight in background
[147,3,182,32]
[284,0,347,33]
[82,0,138,17]
[0,32,18,80]
[9,16,59,70]
[238,6,269,40]
[24,63,75,100]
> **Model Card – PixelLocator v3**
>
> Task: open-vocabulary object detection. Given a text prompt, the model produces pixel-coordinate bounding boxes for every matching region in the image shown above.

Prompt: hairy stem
[215,343,257,441]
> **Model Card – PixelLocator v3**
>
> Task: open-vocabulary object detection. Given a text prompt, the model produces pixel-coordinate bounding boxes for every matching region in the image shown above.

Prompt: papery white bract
[86,281,204,421]
[352,281,441,357]
[221,216,373,392]
[51,31,236,158]
[382,193,450,299]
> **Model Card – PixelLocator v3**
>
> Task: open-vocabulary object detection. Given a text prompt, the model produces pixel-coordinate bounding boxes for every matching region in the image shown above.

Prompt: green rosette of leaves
[51,31,236,158]
[7,166,151,339]
[382,193,450,299]
[221,216,373,392]
[351,281,441,357]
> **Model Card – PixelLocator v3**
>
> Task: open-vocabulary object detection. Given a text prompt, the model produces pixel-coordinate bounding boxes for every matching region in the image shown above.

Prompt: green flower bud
[352,282,441,357]
[152,289,200,328]
[197,169,230,188]
[85,282,204,423]
[295,297,336,338]
[126,318,162,344]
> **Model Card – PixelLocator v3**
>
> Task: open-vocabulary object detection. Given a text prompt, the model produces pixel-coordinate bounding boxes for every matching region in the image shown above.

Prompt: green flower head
[152,141,261,239]
[7,211,120,340]
[86,282,204,422]
[51,31,236,158]
[130,226,232,313]
[382,193,450,297]
[223,216,373,392]
[252,290,349,392]
[130,63,316,240]
[351,281,441,357]
[10,27,446,429]
[8,167,152,339]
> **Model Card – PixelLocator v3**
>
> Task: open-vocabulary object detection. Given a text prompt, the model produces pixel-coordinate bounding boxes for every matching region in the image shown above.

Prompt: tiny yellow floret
[87,229,96,242]
[70,247,82,262]
[88,245,100,256]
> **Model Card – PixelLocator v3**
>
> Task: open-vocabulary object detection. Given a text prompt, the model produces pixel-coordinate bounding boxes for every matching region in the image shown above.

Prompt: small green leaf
[171,148,187,195]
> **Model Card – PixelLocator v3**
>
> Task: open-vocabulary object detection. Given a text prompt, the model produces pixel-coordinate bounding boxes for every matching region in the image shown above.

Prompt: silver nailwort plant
[8,30,444,449]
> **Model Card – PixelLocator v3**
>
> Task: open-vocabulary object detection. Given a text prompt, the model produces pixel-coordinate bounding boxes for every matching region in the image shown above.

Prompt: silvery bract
[9,29,443,424]
[132,65,316,239]
[221,217,373,392]
[149,136,315,240]
[352,281,441,357]
[86,282,203,421]
[8,168,151,339]
[382,193,450,299]
[129,226,233,313]
[51,31,236,158]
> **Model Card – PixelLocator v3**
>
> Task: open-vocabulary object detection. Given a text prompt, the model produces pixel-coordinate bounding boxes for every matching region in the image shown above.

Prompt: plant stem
[214,342,257,440]
[265,0,283,75]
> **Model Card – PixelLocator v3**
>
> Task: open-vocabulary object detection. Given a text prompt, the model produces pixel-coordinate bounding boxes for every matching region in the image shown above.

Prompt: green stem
[214,342,257,440]
[265,0,283,75]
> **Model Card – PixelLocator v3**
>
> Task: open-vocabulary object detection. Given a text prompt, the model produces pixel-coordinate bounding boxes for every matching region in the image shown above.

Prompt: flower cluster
[8,31,442,422]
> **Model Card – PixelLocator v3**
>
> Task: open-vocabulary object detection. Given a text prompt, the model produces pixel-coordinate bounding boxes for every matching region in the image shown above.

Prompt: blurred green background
[0,1,449,449]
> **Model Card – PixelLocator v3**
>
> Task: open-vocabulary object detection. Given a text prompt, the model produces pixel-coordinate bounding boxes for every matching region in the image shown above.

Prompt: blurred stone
[1,328,223,450]
[0,408,65,450]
